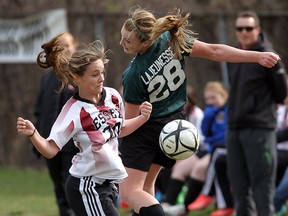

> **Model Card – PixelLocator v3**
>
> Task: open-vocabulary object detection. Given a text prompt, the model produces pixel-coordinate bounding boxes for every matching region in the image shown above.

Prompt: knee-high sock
[184,178,204,208]
[139,204,165,216]
[163,179,184,205]
[131,210,139,216]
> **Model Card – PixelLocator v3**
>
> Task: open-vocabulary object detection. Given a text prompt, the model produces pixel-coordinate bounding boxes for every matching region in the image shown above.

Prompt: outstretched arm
[190,40,280,68]
[119,101,152,138]
[16,117,60,158]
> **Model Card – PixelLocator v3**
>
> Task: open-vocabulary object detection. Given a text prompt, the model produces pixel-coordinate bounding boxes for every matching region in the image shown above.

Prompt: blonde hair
[37,33,108,91]
[204,81,228,102]
[123,8,196,59]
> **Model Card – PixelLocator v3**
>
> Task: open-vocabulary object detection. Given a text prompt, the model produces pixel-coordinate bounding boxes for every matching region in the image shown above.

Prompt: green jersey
[122,32,192,118]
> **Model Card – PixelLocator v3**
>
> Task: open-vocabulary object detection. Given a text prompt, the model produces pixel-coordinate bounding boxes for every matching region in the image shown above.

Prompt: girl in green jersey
[118,8,280,216]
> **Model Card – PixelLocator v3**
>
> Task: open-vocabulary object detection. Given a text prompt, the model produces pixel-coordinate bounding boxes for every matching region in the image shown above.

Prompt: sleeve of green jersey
[122,71,147,105]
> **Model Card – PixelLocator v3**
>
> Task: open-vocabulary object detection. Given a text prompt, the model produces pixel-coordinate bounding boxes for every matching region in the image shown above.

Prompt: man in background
[226,11,287,216]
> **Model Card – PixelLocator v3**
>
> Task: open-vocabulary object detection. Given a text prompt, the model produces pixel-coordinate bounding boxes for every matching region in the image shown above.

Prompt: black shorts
[65,175,119,216]
[119,109,187,172]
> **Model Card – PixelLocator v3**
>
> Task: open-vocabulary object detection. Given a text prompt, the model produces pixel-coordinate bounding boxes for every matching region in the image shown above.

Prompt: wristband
[28,128,36,138]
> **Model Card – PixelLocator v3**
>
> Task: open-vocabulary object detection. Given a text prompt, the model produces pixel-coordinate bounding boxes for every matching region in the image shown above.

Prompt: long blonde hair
[123,8,196,59]
[37,33,108,91]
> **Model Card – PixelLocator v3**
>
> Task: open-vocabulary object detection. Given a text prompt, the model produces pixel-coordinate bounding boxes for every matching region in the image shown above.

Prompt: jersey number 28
[148,59,185,103]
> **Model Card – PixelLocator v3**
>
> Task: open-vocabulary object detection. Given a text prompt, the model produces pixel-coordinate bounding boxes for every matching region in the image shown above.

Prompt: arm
[17,117,60,159]
[269,62,287,103]
[190,40,280,68]
[124,102,142,119]
[119,101,152,138]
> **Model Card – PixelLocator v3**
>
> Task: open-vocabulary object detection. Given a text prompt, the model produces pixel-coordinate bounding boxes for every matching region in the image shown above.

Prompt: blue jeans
[275,167,288,212]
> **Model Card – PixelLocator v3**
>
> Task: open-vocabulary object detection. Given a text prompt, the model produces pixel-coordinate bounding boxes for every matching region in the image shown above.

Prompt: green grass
[0,167,58,216]
[0,167,214,216]
[0,167,131,216]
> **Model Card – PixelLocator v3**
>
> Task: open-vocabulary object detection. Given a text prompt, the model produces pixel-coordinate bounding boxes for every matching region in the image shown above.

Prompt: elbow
[119,130,128,138]
[45,154,54,159]
[43,146,60,159]
[43,151,57,159]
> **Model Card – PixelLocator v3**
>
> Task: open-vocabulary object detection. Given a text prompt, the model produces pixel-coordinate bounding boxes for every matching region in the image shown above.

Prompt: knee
[171,167,189,181]
[191,165,206,180]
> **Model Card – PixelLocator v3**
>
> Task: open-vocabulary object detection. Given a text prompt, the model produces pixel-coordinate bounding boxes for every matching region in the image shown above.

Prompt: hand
[139,101,152,120]
[16,117,35,137]
[259,52,280,68]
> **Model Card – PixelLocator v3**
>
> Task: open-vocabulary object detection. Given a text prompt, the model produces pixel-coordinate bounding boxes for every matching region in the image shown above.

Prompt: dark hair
[37,34,108,91]
[237,11,260,27]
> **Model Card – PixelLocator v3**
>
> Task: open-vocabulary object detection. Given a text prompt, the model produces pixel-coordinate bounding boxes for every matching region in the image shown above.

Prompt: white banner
[0,9,68,63]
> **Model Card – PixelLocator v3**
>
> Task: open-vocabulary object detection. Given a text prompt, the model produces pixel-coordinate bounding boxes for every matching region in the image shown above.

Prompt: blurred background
[0,0,288,169]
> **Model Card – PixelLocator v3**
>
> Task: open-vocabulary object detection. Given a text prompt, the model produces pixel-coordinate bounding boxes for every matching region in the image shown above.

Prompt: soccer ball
[159,119,200,160]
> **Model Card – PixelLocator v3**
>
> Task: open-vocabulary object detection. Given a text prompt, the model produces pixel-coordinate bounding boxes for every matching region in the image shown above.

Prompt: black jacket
[227,32,287,129]
[34,70,78,153]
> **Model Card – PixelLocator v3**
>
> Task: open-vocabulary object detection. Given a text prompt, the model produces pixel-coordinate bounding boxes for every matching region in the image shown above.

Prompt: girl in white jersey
[118,7,280,216]
[16,35,152,216]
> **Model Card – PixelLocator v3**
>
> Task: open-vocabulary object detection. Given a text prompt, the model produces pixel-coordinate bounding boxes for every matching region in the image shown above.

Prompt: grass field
[0,167,57,216]
[0,167,214,216]
[0,167,132,216]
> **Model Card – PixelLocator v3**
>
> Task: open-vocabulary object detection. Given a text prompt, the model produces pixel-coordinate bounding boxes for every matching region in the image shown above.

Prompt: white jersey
[47,87,128,183]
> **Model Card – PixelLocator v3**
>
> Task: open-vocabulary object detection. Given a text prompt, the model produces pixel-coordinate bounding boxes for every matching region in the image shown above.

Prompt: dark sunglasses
[236,26,255,32]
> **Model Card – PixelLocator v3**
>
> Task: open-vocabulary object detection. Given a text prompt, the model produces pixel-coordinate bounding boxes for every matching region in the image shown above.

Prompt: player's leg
[162,156,199,206]
[143,163,163,196]
[187,154,212,211]
[191,153,211,182]
[66,175,119,216]
[119,167,162,214]
[120,110,185,215]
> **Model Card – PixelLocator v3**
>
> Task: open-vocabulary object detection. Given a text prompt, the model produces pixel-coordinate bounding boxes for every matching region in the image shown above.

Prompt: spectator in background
[162,81,228,216]
[185,85,204,131]
[189,147,234,216]
[191,94,288,216]
[226,11,287,216]
[34,32,78,216]
[274,96,288,215]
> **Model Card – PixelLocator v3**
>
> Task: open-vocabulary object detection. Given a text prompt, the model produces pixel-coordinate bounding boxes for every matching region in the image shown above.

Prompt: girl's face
[59,33,76,56]
[119,25,149,54]
[204,90,226,107]
[77,59,105,102]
